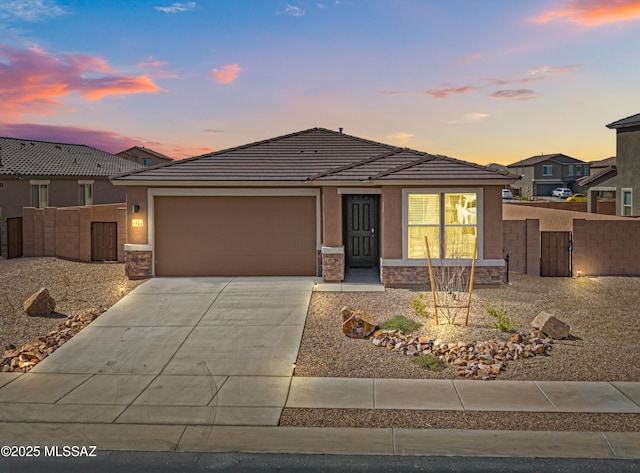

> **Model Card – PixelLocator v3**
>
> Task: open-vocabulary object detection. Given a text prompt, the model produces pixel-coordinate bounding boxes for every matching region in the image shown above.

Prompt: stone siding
[125,250,153,279]
[322,252,345,282]
[381,264,506,287]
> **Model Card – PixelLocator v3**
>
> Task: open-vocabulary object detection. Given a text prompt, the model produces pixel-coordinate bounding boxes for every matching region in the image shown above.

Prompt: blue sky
[1,0,639,163]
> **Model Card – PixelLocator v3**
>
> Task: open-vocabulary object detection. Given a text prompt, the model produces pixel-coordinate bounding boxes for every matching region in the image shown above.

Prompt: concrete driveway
[0,277,315,426]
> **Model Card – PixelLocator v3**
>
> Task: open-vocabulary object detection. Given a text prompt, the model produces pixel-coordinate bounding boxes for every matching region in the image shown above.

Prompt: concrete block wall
[22,204,126,263]
[503,219,540,276]
[572,219,640,276]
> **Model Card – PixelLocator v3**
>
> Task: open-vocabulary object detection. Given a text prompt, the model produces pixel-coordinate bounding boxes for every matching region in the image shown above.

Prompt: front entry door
[344,194,379,268]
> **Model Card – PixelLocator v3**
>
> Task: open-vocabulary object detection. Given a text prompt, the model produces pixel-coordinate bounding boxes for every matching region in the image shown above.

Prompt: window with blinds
[407,192,477,259]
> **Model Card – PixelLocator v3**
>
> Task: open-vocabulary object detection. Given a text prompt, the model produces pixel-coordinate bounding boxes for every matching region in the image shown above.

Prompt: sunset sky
[1,0,639,164]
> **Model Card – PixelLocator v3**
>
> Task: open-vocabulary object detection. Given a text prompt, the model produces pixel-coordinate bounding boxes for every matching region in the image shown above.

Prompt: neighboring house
[579,156,617,214]
[507,153,588,197]
[117,146,173,167]
[600,113,640,217]
[112,127,518,286]
[0,137,141,258]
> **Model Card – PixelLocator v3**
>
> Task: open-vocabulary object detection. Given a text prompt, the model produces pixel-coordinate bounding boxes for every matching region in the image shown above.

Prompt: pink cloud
[456,52,483,65]
[533,0,640,26]
[488,89,538,101]
[419,86,475,99]
[0,44,164,118]
[208,64,241,84]
[0,122,211,159]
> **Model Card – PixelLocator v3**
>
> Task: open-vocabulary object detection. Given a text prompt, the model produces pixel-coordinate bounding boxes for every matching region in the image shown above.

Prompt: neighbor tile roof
[0,137,141,177]
[607,113,640,129]
[578,167,617,187]
[507,153,583,168]
[589,156,616,168]
[117,146,173,161]
[113,128,517,183]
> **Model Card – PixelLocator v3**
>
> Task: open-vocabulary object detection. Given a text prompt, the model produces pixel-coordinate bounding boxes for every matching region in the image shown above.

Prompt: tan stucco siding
[322,187,342,247]
[126,186,149,244]
[482,185,504,259]
[381,186,402,259]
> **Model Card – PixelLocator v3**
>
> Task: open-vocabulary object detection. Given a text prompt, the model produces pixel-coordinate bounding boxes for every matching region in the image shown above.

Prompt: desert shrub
[411,354,445,371]
[378,316,422,333]
[484,301,514,332]
[409,292,428,318]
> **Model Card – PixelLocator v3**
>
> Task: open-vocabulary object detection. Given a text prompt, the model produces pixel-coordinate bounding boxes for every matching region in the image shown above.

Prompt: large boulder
[531,311,570,340]
[23,288,56,317]
[341,306,376,339]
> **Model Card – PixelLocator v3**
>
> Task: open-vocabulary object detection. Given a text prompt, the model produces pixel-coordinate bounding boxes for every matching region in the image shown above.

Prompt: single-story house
[117,146,173,167]
[112,128,518,285]
[0,137,141,258]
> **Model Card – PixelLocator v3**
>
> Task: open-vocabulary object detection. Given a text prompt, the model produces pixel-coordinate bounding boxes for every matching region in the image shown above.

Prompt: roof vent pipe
[339,127,343,134]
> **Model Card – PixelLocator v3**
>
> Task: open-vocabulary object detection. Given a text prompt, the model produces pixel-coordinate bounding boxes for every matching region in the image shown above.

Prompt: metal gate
[91,222,117,262]
[541,231,572,277]
[7,217,23,259]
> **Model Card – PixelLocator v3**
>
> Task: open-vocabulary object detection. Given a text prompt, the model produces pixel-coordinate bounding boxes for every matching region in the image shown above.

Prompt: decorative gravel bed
[282,273,640,431]
[0,257,145,351]
[293,273,640,382]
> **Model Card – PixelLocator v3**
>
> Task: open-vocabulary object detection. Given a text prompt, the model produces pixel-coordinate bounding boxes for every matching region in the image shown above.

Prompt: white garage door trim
[147,187,321,276]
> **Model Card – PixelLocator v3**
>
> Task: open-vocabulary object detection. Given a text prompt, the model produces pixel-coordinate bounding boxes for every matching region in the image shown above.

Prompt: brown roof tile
[113,128,517,183]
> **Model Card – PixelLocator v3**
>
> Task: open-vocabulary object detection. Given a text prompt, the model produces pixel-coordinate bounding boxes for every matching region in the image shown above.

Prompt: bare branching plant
[424,233,477,325]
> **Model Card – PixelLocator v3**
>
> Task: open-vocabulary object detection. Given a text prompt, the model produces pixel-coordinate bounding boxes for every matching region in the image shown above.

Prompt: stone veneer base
[322,252,345,282]
[125,250,153,279]
[381,265,506,287]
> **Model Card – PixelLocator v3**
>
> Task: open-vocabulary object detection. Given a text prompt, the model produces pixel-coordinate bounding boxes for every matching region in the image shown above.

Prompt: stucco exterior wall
[380,186,402,259]
[615,127,640,216]
[321,187,342,247]
[482,185,503,260]
[126,186,149,245]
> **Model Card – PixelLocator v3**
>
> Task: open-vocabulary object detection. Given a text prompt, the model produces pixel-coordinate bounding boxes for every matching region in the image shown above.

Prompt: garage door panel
[154,196,316,276]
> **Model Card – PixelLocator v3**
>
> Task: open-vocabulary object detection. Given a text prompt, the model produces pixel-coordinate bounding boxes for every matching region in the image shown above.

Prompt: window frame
[143,158,152,167]
[78,181,94,206]
[30,181,49,208]
[542,165,553,176]
[402,188,483,263]
[568,165,574,176]
[622,188,633,216]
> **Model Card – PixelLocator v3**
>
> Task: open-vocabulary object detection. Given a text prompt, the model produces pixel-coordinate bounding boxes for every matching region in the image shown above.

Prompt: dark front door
[7,217,23,259]
[541,231,572,277]
[91,222,118,262]
[344,194,379,268]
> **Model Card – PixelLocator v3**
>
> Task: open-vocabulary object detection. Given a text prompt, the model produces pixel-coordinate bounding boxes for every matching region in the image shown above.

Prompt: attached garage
[153,195,317,276]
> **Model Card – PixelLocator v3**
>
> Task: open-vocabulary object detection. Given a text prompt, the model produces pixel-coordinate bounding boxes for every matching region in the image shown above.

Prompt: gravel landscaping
[0,257,145,351]
[293,273,640,382]
[281,273,640,431]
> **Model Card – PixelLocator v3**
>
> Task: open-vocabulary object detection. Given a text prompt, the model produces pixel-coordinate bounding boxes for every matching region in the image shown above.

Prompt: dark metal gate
[91,222,117,262]
[541,231,572,277]
[7,217,23,259]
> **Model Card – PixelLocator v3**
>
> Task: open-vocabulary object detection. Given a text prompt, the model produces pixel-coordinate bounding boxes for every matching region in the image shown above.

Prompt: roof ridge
[367,151,437,180]
[307,149,401,181]
[0,136,103,151]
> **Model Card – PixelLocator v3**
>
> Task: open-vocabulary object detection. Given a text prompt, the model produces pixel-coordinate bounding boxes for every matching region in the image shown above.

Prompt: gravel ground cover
[0,257,145,350]
[293,273,640,382]
[282,273,640,431]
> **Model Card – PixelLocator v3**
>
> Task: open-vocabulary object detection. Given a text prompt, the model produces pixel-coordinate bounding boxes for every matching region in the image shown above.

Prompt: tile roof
[606,113,640,129]
[0,137,141,177]
[113,128,517,183]
[578,167,617,187]
[507,153,584,168]
[117,146,173,161]
[589,156,616,168]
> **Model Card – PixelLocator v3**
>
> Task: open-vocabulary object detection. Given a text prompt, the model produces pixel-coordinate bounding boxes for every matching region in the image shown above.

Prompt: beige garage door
[154,195,317,276]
